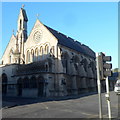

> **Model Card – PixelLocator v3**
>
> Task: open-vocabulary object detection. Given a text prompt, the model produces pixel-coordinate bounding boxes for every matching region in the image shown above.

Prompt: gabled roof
[45,25,95,58]
[21,8,28,21]
[1,34,17,59]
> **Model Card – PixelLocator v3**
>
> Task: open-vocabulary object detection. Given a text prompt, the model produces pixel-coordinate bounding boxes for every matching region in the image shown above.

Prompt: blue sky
[1,2,118,69]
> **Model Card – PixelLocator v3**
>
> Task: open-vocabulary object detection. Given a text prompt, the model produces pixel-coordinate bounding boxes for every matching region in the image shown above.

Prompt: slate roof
[21,8,28,21]
[45,25,95,58]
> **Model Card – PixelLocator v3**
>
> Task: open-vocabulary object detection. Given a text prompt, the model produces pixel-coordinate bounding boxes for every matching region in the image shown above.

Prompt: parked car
[114,79,120,95]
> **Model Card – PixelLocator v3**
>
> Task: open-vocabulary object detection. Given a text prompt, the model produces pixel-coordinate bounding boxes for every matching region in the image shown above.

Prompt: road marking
[41,103,49,110]
[80,112,93,116]
[51,100,99,118]
[62,109,73,112]
[50,101,99,118]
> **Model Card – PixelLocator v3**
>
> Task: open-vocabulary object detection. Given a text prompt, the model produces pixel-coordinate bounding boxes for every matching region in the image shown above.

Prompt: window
[9,55,12,63]
[35,48,38,61]
[20,19,22,30]
[31,49,34,62]
[51,46,55,55]
[45,45,49,54]
[40,46,43,55]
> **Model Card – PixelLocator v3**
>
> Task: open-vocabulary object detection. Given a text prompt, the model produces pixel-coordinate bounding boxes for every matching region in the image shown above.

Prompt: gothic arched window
[9,55,12,63]
[31,49,34,62]
[20,19,22,30]
[40,46,43,56]
[35,48,38,61]
[45,45,49,54]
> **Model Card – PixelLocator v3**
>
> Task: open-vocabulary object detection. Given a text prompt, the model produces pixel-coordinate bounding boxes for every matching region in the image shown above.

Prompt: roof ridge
[45,25,95,58]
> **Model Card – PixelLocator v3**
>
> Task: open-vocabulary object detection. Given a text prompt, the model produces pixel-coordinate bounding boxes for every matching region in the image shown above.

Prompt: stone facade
[0,6,98,98]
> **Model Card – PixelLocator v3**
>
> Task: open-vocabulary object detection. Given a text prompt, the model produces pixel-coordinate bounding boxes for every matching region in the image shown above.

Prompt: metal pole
[96,53,103,119]
[118,94,120,119]
[105,76,112,119]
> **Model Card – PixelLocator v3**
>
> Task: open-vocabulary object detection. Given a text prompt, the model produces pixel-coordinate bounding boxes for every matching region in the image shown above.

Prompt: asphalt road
[2,91,118,118]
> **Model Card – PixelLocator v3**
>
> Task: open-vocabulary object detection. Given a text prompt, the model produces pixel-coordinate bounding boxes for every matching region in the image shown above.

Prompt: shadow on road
[2,92,98,108]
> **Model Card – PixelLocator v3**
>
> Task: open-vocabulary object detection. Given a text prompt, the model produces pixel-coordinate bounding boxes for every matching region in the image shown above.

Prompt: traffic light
[98,52,112,80]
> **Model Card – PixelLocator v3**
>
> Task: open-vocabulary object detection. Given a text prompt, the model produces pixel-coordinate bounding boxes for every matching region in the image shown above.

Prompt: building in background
[0,6,98,98]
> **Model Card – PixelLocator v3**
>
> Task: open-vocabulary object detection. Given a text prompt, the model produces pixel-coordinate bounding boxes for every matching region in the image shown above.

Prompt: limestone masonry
[0,6,115,97]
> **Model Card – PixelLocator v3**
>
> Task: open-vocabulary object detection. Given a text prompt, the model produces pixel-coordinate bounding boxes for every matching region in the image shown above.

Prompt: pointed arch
[31,49,34,62]
[35,48,38,61]
[40,46,43,56]
[27,50,30,63]
[45,44,49,54]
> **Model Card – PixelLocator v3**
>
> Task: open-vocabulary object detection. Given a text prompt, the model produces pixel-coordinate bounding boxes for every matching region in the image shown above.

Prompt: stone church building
[0,6,98,98]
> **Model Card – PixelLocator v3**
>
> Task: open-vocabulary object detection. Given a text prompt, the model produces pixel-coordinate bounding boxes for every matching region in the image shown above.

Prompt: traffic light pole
[105,76,112,119]
[96,53,103,119]
[96,52,112,119]
[118,94,120,119]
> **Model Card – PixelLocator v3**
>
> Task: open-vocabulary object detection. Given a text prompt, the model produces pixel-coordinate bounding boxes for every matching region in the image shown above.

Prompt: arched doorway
[37,76,45,97]
[17,78,22,96]
[2,73,8,95]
